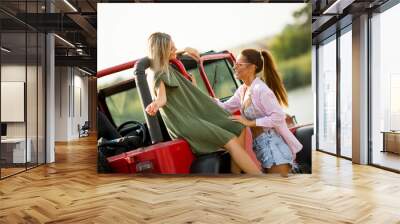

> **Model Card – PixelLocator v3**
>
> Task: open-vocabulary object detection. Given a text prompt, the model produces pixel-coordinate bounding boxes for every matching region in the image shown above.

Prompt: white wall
[55,67,69,141]
[1,63,46,164]
[54,67,89,141]
[1,65,33,138]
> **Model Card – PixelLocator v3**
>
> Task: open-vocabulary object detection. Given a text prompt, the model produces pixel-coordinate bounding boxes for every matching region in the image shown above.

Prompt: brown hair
[241,49,288,107]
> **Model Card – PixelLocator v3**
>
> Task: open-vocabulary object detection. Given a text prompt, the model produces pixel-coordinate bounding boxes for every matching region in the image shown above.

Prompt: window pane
[1,31,27,177]
[27,31,38,168]
[105,88,145,127]
[187,59,238,100]
[318,36,337,154]
[371,4,400,171]
[203,59,237,100]
[38,33,45,165]
[340,29,352,158]
[186,67,209,95]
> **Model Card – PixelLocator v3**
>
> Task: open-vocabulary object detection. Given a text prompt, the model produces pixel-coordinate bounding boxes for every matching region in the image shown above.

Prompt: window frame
[198,52,240,100]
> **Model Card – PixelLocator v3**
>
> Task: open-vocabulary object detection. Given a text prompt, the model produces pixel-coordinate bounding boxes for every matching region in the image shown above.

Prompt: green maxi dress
[153,65,245,155]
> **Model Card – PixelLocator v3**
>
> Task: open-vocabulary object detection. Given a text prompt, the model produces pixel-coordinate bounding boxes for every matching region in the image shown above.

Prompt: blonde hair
[148,32,172,74]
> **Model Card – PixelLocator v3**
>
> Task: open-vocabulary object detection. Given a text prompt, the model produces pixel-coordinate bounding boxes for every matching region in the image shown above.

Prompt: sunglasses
[234,62,251,67]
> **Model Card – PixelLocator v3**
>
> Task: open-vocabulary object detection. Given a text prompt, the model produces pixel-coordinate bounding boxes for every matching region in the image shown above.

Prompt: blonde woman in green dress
[145,32,261,174]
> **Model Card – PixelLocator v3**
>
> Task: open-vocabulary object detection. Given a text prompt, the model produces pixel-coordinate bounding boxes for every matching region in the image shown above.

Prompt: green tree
[266,4,312,91]
[268,4,311,61]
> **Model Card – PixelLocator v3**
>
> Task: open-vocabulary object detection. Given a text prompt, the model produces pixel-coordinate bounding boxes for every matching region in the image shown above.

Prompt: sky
[97,3,305,73]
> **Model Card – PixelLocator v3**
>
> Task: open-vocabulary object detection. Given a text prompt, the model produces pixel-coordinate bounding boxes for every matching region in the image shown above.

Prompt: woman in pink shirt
[215,49,302,176]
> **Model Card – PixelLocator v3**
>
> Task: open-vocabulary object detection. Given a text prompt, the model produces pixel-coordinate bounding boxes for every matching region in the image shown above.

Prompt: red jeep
[97,51,313,174]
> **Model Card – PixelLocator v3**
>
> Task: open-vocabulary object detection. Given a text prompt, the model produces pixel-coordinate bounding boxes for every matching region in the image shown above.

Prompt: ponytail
[260,50,288,107]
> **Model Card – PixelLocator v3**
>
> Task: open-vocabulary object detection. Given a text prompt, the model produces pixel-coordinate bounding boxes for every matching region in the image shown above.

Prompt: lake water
[285,85,314,125]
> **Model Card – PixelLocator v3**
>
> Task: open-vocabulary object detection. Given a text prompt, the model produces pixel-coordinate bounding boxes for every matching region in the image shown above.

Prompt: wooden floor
[1,167,26,178]
[1,135,400,223]
[1,163,45,178]
[372,150,400,171]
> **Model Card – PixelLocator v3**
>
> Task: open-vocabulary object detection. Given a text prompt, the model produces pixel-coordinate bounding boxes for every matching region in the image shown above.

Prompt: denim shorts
[253,129,293,169]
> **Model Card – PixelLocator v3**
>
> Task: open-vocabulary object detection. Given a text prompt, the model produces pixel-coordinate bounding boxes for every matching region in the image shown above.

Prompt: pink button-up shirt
[215,77,302,155]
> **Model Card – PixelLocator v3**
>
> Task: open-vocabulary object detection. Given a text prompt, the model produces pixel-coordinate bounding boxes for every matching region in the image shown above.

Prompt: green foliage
[278,51,311,91]
[267,4,312,90]
[268,4,311,61]
[269,24,311,61]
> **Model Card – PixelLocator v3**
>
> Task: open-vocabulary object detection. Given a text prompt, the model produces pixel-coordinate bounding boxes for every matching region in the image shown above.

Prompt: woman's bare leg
[266,164,290,177]
[224,137,262,174]
[238,128,246,148]
[231,129,247,174]
[231,160,241,174]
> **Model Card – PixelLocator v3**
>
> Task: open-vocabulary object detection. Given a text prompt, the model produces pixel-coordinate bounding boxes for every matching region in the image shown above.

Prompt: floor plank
[372,151,400,171]
[0,135,399,223]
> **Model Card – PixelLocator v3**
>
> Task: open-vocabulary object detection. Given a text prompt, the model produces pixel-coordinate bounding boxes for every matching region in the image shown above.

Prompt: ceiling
[0,0,99,74]
[312,0,390,44]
